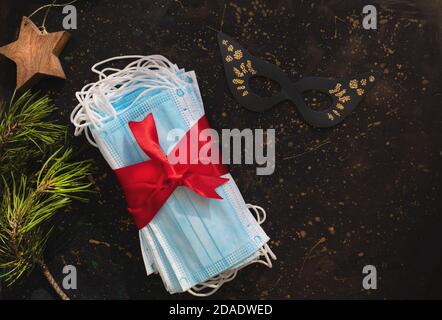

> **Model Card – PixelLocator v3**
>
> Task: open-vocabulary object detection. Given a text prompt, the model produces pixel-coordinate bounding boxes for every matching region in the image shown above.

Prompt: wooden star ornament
[0,16,70,90]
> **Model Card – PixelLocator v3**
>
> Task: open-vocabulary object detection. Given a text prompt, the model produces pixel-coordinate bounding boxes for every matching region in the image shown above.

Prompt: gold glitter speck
[336,103,345,110]
[225,55,233,62]
[333,110,341,116]
[357,88,364,96]
[240,62,248,74]
[233,67,244,77]
[233,79,244,84]
[237,86,246,90]
[360,79,367,86]
[339,95,351,103]
[227,45,234,52]
[222,40,228,46]
[335,89,347,98]
[369,75,375,82]
[233,50,243,60]
[349,79,358,89]
[242,90,249,96]
[328,113,334,121]
[246,60,256,74]
[329,83,342,94]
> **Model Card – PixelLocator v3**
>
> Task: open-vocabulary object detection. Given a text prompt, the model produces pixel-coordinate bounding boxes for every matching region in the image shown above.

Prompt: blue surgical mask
[72,56,276,295]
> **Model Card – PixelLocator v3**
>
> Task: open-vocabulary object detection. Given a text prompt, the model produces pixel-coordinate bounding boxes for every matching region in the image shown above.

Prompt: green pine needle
[0,91,93,285]
[0,91,65,174]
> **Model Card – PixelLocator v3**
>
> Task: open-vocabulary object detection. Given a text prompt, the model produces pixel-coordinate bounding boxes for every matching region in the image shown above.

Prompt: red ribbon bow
[114,113,229,229]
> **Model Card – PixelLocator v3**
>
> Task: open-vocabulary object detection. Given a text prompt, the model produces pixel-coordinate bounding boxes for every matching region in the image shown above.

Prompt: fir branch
[0,91,93,299]
[39,260,70,300]
[0,149,92,286]
[0,91,65,173]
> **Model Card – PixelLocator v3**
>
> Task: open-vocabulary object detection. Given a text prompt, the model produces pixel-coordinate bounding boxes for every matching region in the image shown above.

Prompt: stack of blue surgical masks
[71,55,276,296]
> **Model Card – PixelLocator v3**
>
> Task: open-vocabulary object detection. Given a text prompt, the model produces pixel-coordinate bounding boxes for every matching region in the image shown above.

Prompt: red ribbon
[114,113,229,230]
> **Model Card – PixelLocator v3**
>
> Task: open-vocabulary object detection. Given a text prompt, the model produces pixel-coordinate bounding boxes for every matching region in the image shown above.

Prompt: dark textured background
[0,0,441,299]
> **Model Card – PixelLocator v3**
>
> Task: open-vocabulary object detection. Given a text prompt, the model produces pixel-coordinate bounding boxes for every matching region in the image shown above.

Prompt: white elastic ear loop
[74,55,185,128]
[187,270,238,297]
[91,55,145,78]
[71,55,187,148]
[187,204,276,297]
[247,204,267,224]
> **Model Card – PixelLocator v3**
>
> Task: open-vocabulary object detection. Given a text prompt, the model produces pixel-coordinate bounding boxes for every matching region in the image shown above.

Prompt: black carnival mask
[218,32,377,128]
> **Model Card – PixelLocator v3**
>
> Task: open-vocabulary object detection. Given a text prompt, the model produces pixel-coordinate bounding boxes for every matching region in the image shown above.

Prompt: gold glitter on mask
[242,90,249,96]
[227,45,234,52]
[233,50,243,60]
[369,75,375,82]
[336,103,345,110]
[329,83,342,94]
[333,110,341,116]
[339,95,351,103]
[360,79,367,86]
[222,40,228,46]
[335,89,347,98]
[232,78,244,84]
[237,86,246,90]
[328,113,334,120]
[246,60,257,75]
[225,55,233,62]
[357,88,364,96]
[349,79,358,89]
[233,67,244,77]
[240,62,248,74]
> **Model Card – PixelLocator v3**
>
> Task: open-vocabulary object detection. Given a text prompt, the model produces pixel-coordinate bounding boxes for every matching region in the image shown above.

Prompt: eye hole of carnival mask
[249,75,281,98]
[302,90,333,111]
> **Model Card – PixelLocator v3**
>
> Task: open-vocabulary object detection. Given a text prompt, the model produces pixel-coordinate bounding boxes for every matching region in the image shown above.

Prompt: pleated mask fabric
[71,56,276,295]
